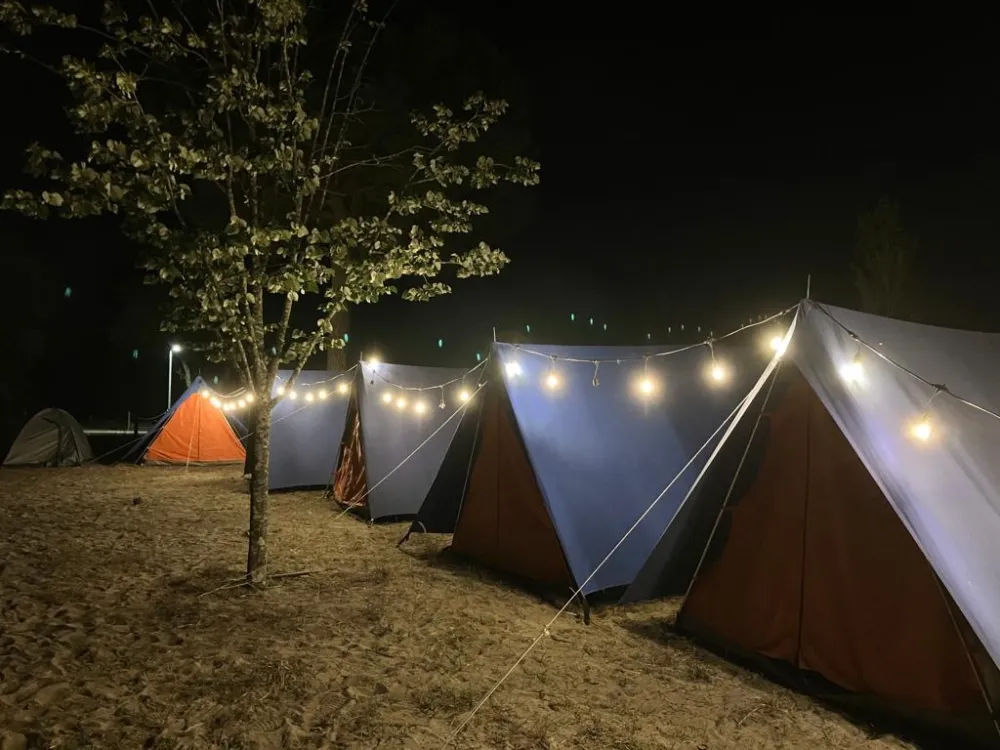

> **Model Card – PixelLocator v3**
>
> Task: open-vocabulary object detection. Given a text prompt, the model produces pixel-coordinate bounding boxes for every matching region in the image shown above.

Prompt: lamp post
[168,343,182,408]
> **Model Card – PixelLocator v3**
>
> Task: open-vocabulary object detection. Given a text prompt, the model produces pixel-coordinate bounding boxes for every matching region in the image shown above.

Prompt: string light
[458,389,471,402]
[237,399,247,408]
[839,351,864,384]
[288,390,298,400]
[305,392,315,403]
[382,392,393,404]
[337,381,349,394]
[414,400,427,414]
[277,386,286,396]
[504,360,522,378]
[318,388,328,400]
[210,397,222,408]
[245,393,254,403]
[909,415,933,442]
[710,362,728,383]
[544,357,561,390]
[769,332,788,356]
[637,357,656,397]
[200,388,210,398]
[396,396,408,410]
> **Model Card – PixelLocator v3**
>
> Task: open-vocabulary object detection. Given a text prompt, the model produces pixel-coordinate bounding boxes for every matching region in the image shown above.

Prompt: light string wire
[366,359,488,392]
[273,363,359,389]
[810,301,1000,424]
[509,305,797,365]
[437,375,766,748]
[333,382,486,520]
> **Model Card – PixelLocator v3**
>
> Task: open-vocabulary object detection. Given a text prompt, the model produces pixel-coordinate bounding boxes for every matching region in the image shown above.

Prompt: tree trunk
[247,403,271,584]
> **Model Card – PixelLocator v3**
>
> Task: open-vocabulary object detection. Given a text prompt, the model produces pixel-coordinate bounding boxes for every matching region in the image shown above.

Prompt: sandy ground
[0,465,920,750]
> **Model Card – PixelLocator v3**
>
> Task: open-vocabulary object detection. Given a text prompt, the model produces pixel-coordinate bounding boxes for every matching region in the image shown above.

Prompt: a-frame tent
[3,408,93,467]
[332,361,474,521]
[126,376,246,465]
[267,369,353,490]
[640,301,1000,746]
[408,338,766,598]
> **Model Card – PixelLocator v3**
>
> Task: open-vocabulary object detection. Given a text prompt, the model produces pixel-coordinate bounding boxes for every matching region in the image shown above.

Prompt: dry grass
[0,465,919,749]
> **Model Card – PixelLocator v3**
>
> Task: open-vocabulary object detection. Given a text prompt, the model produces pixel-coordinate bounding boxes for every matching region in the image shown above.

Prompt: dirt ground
[0,466,919,750]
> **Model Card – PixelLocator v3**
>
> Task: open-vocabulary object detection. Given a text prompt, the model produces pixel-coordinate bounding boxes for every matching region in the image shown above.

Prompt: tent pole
[492,326,496,342]
[805,274,812,300]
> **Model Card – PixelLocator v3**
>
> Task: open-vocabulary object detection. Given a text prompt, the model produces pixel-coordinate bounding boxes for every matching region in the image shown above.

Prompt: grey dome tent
[3,408,93,467]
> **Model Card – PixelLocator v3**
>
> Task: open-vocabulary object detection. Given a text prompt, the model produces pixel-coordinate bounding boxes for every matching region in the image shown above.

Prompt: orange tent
[130,377,246,465]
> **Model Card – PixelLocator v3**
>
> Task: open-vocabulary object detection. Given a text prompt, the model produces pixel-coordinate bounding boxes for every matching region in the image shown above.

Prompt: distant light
[210,397,222,408]
[476,352,482,362]
[545,372,560,390]
[710,363,728,383]
[276,386,286,396]
[318,388,328,400]
[504,361,522,378]
[337,381,349,394]
[382,392,393,404]
[200,389,210,398]
[839,355,863,384]
[170,343,182,353]
[237,399,246,408]
[131,349,139,360]
[570,313,575,321]
[526,324,531,333]
[343,333,350,343]
[396,396,407,410]
[437,338,443,348]
[213,376,219,384]
[63,286,72,298]
[589,317,594,326]
[602,323,607,331]
[910,416,933,442]
[414,401,427,414]
[646,333,651,340]
[458,389,471,402]
[288,390,298,400]
[305,392,315,403]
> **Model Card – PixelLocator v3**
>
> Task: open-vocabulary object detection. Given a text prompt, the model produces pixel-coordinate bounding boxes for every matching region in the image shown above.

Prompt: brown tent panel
[679,370,999,743]
[450,385,574,588]
[333,399,368,511]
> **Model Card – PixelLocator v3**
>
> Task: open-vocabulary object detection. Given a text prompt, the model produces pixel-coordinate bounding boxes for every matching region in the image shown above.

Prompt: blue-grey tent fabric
[267,369,352,490]
[358,362,473,520]
[125,376,208,462]
[630,300,1000,675]
[407,393,484,534]
[492,339,765,595]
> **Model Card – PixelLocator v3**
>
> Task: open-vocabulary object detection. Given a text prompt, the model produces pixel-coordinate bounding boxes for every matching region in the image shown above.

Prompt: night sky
[2,7,999,440]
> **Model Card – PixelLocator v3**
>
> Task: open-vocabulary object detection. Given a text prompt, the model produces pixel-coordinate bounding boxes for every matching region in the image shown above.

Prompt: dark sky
[2,6,999,433]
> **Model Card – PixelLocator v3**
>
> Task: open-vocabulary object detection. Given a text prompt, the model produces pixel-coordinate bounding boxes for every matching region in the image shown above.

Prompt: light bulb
[414,401,427,414]
[305,392,315,403]
[910,417,933,442]
[396,396,407,410]
[276,386,286,396]
[337,381,349,394]
[222,402,232,412]
[170,343,182,353]
[381,391,393,404]
[318,389,328,400]
[504,361,522,378]
[288,390,298,400]
[237,399,246,408]
[545,372,560,389]
[710,363,728,383]
[367,356,380,367]
[770,335,787,355]
[638,378,655,395]
[210,397,222,408]
[458,389,471,402]
[200,388,210,398]
[245,393,254,403]
[840,356,863,384]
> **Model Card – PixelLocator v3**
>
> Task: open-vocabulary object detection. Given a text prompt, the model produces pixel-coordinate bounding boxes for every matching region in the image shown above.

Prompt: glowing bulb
[305,392,314,403]
[910,417,933,442]
[210,397,222,408]
[504,361,522,378]
[200,388,210,398]
[367,356,380,367]
[245,393,254,403]
[318,389,328,400]
[639,378,655,395]
[222,402,233,412]
[770,335,787,355]
[710,363,728,383]
[276,386,286,396]
[237,399,246,408]
[288,390,298,400]
[458,389,471,402]
[840,356,863,384]
[170,343,182,353]
[396,396,407,410]
[545,372,560,389]
[337,381,349,394]
[382,392,393,404]
[414,401,427,414]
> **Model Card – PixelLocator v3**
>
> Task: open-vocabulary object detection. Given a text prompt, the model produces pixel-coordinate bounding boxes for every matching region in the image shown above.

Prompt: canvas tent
[646,301,1000,745]
[408,338,766,598]
[3,408,93,467]
[127,376,246,465]
[333,361,474,521]
[267,369,352,490]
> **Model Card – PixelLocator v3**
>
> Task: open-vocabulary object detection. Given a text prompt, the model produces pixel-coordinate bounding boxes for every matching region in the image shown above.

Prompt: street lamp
[168,343,182,408]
